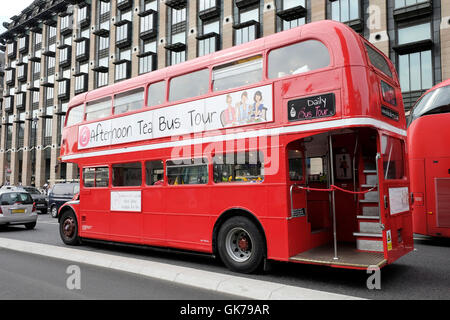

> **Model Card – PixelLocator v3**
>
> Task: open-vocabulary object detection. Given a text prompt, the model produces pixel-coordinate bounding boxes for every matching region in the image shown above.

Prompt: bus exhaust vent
[436,178,450,227]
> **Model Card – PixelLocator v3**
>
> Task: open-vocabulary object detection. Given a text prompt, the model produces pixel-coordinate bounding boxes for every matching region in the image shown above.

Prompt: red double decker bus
[58,20,413,273]
[408,79,450,238]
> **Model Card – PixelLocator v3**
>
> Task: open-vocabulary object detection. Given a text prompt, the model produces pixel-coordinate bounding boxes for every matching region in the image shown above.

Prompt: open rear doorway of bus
[286,128,404,269]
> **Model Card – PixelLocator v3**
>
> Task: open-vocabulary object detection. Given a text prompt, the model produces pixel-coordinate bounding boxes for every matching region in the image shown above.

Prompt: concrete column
[34,25,48,189]
[187,0,198,61]
[310,0,326,22]
[50,15,64,186]
[21,32,36,186]
[88,0,98,91]
[222,0,234,49]
[440,2,450,80]
[131,0,141,78]
[9,36,22,185]
[263,0,276,37]
[367,0,389,56]
[109,0,118,84]
[157,0,167,69]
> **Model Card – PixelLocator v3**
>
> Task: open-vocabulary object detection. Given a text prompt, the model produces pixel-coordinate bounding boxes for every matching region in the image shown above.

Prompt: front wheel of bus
[59,210,81,246]
[217,216,264,274]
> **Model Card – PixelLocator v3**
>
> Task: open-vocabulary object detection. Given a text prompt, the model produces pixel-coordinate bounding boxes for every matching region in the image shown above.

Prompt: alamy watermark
[66,265,81,290]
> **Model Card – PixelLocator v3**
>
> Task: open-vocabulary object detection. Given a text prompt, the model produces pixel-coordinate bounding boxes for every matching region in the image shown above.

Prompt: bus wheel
[217,216,264,274]
[59,210,81,246]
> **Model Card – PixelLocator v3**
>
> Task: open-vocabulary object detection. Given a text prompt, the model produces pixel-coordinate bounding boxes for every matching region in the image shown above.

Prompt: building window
[277,0,307,31]
[166,7,187,66]
[330,0,361,23]
[139,40,157,74]
[233,5,260,45]
[398,51,432,93]
[198,20,220,56]
[394,0,429,9]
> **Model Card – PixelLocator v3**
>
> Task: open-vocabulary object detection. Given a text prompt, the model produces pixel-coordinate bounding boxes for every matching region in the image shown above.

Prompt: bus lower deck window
[83,167,109,188]
[112,162,142,187]
[213,151,264,183]
[167,158,208,185]
[146,160,164,185]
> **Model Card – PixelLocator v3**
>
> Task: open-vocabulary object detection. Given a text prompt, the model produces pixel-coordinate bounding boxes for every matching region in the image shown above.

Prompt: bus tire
[59,210,81,246]
[217,216,264,274]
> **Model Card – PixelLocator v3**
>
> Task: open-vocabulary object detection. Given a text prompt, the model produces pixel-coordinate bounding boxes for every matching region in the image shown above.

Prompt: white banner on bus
[78,85,273,150]
[110,191,142,212]
[388,187,410,215]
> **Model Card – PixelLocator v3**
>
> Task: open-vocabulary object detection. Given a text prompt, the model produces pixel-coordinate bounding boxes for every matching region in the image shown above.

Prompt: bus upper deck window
[85,97,112,121]
[114,88,144,115]
[169,69,209,102]
[365,43,393,78]
[212,56,263,92]
[147,81,166,107]
[268,40,330,79]
[66,104,84,127]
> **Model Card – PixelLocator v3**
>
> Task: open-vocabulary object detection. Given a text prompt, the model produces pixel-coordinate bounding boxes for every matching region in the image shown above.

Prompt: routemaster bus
[408,79,450,238]
[58,20,413,273]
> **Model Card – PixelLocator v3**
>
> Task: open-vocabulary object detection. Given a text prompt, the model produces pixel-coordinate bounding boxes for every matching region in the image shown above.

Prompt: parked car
[48,183,79,218]
[1,186,48,214]
[0,189,38,229]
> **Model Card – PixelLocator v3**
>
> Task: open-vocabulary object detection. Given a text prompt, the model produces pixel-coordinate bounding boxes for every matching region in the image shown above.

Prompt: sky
[0,1,35,34]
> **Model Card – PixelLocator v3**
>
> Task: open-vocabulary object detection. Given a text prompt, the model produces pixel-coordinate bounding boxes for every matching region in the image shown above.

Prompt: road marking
[0,238,363,300]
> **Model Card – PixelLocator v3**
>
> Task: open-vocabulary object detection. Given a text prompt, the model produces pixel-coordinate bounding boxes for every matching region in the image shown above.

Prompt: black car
[0,186,48,214]
[48,183,79,218]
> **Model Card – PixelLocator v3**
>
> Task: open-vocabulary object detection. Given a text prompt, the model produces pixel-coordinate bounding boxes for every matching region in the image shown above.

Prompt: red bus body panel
[60,21,412,268]
[408,80,450,238]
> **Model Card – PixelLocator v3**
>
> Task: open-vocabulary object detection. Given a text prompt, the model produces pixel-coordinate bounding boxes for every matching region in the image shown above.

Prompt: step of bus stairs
[359,190,379,203]
[353,231,383,252]
[364,173,378,186]
[360,206,379,217]
[357,221,383,234]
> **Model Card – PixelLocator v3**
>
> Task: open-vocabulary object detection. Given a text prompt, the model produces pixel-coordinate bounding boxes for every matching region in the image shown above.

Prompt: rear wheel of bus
[59,210,81,245]
[217,216,265,273]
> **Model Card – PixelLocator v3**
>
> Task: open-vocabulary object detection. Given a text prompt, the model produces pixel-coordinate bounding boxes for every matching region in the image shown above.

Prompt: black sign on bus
[288,93,336,122]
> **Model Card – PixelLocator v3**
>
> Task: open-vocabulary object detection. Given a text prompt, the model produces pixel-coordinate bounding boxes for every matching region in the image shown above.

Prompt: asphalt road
[0,246,239,300]
[0,213,449,300]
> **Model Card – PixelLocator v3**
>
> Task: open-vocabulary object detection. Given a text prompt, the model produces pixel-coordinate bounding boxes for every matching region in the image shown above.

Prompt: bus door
[79,166,110,238]
[379,135,413,259]
[425,158,450,237]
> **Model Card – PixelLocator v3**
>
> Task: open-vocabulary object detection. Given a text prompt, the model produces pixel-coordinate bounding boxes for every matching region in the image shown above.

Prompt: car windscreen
[0,192,34,205]
[408,85,450,126]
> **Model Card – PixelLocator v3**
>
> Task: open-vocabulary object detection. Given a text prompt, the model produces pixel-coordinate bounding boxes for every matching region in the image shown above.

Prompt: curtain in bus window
[212,56,263,92]
[112,162,142,187]
[213,152,264,183]
[114,88,144,115]
[167,158,208,185]
[86,97,112,121]
[268,41,330,79]
[381,136,405,180]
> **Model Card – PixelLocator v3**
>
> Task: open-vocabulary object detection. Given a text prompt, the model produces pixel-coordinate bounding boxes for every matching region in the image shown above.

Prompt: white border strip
[0,238,362,300]
[62,117,406,161]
